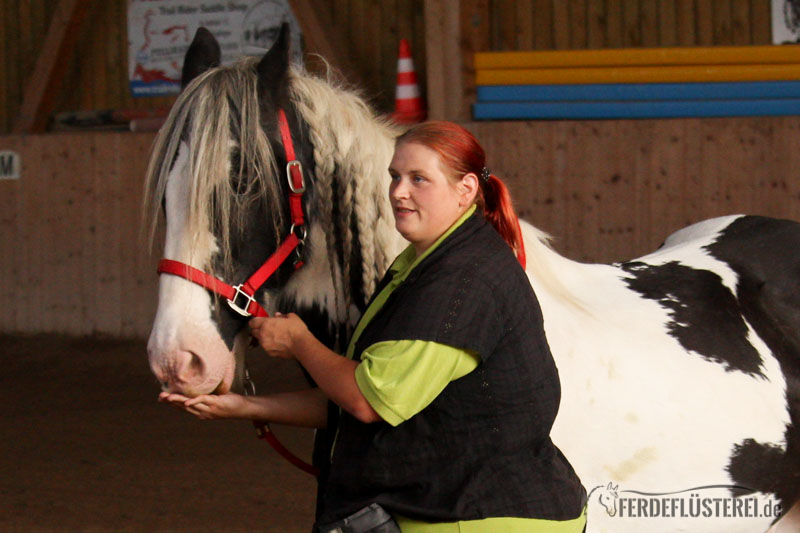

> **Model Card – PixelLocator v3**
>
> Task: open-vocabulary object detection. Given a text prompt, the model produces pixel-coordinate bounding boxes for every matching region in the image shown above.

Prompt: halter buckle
[286,160,305,193]
[227,284,257,317]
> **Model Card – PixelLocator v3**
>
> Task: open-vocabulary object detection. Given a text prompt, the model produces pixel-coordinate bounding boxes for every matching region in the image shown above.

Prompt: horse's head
[145,26,317,396]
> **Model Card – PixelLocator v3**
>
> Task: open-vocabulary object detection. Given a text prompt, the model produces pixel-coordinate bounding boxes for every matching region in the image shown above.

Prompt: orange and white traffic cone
[392,38,426,124]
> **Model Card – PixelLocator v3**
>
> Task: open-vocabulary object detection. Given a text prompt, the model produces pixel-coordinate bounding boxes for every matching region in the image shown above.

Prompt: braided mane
[288,69,404,321]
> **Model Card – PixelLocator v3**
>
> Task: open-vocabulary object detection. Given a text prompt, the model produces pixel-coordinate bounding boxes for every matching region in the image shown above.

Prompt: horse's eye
[231,172,249,195]
[230,151,250,194]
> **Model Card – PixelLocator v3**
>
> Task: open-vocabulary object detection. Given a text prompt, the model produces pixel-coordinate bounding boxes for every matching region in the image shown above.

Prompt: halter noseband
[157,108,306,318]
[156,108,320,477]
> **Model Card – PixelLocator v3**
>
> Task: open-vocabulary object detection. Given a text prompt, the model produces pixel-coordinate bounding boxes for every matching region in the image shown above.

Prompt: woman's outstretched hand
[159,391,253,420]
[248,312,310,360]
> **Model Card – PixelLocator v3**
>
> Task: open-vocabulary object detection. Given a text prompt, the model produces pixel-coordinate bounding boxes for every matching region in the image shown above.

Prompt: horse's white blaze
[148,142,235,395]
[524,221,790,533]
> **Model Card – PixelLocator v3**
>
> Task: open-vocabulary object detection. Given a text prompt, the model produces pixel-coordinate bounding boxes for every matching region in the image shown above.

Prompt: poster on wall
[127,0,303,97]
[772,0,800,43]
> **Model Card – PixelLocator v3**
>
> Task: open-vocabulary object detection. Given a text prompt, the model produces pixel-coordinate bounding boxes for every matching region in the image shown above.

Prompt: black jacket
[317,213,585,524]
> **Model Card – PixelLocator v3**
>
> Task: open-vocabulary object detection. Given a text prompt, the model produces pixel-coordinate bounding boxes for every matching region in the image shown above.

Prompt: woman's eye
[413,175,426,183]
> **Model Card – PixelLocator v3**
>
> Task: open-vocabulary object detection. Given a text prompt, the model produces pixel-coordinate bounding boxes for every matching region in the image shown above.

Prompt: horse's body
[146,28,800,532]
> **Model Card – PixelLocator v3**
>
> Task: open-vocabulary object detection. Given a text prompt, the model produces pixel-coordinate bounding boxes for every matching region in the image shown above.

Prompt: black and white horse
[145,27,800,532]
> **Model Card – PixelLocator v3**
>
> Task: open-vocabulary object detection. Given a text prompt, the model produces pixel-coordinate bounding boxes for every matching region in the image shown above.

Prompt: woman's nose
[390,177,409,199]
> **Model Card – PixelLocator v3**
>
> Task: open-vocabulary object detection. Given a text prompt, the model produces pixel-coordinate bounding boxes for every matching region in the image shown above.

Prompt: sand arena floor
[1,334,317,532]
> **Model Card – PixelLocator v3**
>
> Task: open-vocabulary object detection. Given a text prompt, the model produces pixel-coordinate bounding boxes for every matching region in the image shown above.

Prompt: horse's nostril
[189,351,205,375]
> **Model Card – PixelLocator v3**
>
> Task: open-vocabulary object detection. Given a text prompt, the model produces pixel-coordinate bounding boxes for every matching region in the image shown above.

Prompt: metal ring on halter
[243,369,257,397]
[290,223,308,243]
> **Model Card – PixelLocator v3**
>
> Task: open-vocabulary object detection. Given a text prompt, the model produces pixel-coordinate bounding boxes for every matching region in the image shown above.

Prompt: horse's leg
[766,501,800,533]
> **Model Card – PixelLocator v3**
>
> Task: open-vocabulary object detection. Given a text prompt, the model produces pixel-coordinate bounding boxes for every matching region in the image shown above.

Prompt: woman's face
[388,142,477,255]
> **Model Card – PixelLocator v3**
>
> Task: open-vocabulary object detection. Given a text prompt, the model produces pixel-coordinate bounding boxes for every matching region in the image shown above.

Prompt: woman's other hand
[248,312,310,359]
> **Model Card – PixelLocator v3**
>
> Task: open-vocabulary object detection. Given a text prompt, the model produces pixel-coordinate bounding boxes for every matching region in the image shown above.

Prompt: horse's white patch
[605,447,659,482]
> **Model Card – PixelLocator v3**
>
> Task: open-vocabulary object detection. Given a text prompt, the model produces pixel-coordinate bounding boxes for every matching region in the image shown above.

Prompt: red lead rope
[157,108,318,476]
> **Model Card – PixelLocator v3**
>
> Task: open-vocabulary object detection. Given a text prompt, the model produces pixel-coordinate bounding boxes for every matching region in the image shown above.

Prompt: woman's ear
[458,173,480,207]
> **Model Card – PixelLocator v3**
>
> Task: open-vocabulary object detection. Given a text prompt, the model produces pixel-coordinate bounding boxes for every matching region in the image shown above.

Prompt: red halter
[157,108,306,317]
[157,108,319,476]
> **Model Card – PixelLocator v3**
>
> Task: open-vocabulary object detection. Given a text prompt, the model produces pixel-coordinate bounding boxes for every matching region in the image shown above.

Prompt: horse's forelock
[144,58,283,278]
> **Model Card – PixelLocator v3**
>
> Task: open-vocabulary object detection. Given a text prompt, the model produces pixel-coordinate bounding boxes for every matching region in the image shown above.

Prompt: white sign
[0,151,21,180]
[127,0,303,97]
[772,0,800,44]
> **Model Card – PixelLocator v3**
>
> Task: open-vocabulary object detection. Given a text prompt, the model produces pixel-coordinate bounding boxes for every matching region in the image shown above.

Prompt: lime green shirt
[349,206,480,426]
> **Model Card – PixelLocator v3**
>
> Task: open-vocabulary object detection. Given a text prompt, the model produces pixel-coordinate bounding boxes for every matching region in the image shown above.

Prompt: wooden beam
[13,0,93,134]
[288,0,364,88]
[424,0,464,121]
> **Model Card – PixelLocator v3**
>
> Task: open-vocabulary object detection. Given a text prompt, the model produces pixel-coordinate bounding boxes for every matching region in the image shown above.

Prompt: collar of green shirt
[388,204,477,283]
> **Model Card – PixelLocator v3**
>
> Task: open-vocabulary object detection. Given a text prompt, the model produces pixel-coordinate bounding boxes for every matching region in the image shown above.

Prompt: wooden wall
[478,0,773,51]
[0,132,159,338]
[0,0,427,134]
[2,116,799,337]
[472,117,800,262]
[0,1,775,134]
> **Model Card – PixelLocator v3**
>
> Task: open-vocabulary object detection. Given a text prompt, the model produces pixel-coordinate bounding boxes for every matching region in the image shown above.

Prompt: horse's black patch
[620,260,764,377]
[728,438,800,516]
[706,216,800,509]
[703,216,800,390]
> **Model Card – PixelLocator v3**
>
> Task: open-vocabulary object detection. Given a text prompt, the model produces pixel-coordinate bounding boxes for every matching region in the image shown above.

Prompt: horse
[144,26,800,533]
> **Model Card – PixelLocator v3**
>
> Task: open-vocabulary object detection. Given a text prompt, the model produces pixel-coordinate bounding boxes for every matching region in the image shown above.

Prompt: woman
[162,121,586,532]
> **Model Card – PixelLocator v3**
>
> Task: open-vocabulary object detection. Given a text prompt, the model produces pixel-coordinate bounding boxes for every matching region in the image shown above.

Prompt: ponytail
[482,173,526,268]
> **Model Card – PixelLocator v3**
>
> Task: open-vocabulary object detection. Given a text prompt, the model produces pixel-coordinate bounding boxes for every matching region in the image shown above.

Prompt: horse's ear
[182,27,221,88]
[256,23,290,105]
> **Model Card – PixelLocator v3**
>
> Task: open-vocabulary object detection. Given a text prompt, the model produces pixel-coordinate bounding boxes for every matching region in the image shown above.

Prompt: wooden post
[424,0,464,121]
[13,0,93,134]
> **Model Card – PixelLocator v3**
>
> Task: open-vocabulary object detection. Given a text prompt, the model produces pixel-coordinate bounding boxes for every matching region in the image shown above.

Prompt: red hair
[395,121,526,267]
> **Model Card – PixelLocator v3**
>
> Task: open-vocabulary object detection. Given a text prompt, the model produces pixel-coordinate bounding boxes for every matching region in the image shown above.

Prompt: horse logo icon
[590,482,620,517]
